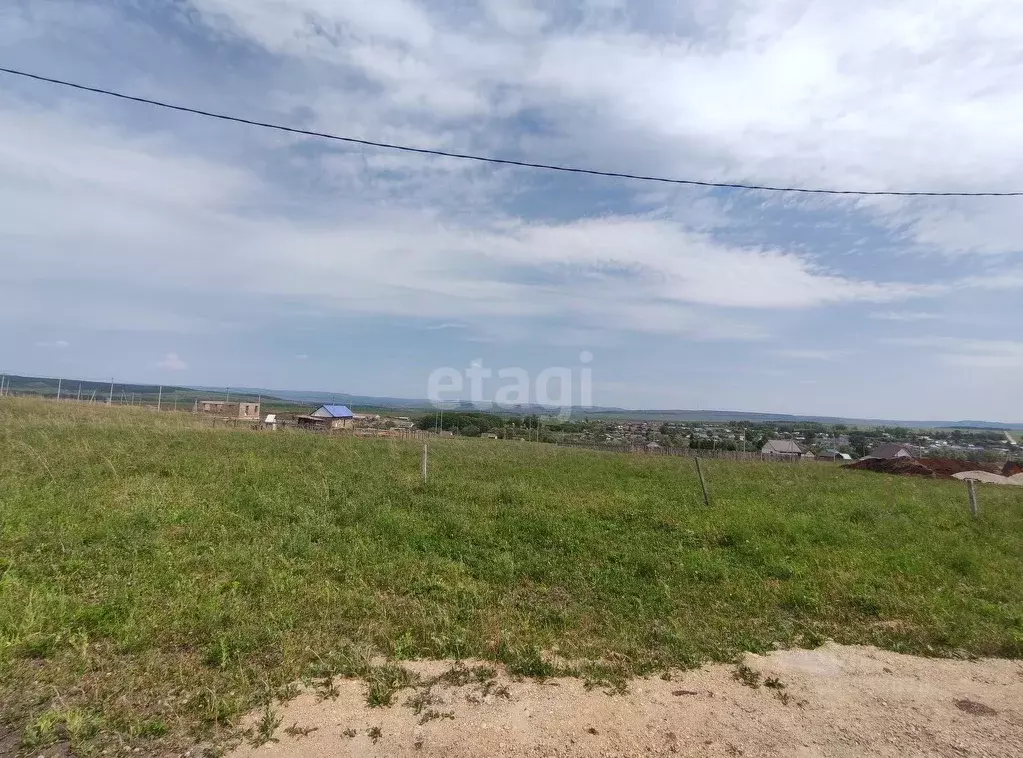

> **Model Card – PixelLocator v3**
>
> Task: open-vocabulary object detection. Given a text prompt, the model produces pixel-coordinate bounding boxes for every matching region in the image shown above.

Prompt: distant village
[190,397,1020,464]
[3,374,1018,463]
[546,419,1020,462]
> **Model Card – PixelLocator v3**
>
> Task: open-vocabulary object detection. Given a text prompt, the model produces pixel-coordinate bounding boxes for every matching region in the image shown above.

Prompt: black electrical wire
[3,66,1021,197]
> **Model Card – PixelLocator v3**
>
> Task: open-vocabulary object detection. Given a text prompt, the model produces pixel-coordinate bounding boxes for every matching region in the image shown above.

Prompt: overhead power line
[2,65,1021,198]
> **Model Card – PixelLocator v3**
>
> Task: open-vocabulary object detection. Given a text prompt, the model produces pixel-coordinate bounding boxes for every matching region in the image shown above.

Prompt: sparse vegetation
[250,705,282,747]
[313,676,340,701]
[434,663,497,688]
[366,665,421,708]
[284,722,318,738]
[733,664,762,689]
[404,688,439,716]
[2,397,1022,754]
[418,709,455,725]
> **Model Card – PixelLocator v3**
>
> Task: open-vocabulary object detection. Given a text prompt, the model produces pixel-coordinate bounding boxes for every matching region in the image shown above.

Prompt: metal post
[967,480,979,518]
[158,386,163,412]
[77,383,82,402]
[56,378,62,400]
[695,457,711,507]
[422,444,429,483]
[226,387,230,403]
[109,378,114,405]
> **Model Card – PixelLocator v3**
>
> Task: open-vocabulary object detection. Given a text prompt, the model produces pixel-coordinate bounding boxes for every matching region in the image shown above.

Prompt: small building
[816,449,852,462]
[866,443,918,460]
[762,439,813,458]
[195,399,261,420]
[298,404,354,431]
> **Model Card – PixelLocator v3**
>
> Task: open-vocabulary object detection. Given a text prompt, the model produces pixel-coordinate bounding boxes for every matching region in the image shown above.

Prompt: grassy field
[1,398,1021,754]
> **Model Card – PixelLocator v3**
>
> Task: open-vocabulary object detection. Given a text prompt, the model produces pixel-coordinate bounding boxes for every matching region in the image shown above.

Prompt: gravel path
[231,643,1023,757]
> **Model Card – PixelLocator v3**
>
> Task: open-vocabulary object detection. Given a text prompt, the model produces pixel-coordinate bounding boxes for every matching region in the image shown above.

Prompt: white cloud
[35,339,70,349]
[882,337,1023,369]
[0,106,943,346]
[773,348,854,362]
[891,199,1023,257]
[869,311,942,322]
[179,0,1023,262]
[157,352,188,371]
[295,354,309,360]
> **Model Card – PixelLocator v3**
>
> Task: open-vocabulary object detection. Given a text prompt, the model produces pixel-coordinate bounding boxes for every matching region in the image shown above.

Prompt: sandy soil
[230,643,1023,758]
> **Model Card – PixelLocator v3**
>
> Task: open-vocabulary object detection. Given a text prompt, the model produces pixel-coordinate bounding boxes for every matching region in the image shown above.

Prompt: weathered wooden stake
[695,456,711,507]
[967,479,979,518]
[422,444,429,483]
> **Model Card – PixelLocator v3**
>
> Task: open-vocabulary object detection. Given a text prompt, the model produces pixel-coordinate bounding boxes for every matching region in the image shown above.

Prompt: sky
[2,0,1022,420]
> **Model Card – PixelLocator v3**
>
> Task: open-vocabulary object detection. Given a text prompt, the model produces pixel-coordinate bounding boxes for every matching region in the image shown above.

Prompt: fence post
[695,457,711,507]
[422,444,429,484]
[967,480,979,518]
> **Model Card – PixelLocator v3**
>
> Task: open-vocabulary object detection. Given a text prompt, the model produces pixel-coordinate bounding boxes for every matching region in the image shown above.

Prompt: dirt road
[231,643,1023,757]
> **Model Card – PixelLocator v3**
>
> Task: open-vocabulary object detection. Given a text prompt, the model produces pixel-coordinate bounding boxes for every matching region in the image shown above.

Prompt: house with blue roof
[298,404,355,431]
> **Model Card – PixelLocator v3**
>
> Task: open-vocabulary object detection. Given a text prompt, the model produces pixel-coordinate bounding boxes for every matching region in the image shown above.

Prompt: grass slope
[1,398,1021,754]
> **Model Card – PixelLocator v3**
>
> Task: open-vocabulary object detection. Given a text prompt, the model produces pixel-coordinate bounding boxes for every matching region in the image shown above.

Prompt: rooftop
[315,404,354,418]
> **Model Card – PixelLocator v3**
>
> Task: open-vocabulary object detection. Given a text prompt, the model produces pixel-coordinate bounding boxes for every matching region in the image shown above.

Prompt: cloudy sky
[2,0,1022,420]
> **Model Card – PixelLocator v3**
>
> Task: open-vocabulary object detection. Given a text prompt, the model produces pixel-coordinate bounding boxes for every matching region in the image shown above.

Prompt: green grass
[1,397,1021,754]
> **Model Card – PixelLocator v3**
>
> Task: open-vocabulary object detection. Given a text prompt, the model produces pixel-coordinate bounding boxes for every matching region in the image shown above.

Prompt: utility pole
[109,378,114,406]
[157,385,163,412]
[56,378,62,400]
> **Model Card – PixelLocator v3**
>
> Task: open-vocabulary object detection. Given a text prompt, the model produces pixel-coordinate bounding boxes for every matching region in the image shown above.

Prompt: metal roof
[762,439,804,454]
[867,443,916,459]
[315,404,354,418]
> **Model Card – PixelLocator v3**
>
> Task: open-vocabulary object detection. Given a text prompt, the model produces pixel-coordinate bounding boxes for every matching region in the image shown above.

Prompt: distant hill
[2,376,265,406]
[4,375,1019,428]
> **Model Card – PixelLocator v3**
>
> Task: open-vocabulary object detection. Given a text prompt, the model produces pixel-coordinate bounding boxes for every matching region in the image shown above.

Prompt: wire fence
[555,441,831,463]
